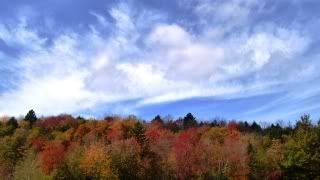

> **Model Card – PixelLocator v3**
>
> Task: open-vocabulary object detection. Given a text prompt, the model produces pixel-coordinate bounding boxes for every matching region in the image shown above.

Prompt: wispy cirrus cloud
[0,0,318,121]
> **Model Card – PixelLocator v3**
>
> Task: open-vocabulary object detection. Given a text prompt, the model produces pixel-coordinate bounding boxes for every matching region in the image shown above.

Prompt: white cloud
[116,63,177,96]
[89,12,108,27]
[242,29,309,69]
[0,2,313,117]
[194,0,262,29]
[146,24,225,81]
[0,18,46,51]
[0,73,94,115]
[147,24,192,48]
[110,3,135,38]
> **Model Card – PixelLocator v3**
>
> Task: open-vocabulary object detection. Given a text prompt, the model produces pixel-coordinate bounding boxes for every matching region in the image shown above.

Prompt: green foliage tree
[0,117,19,137]
[250,121,262,133]
[6,117,19,135]
[24,109,38,128]
[264,124,283,139]
[183,113,197,129]
[247,142,257,180]
[132,122,146,147]
[111,139,143,180]
[281,114,320,179]
[0,131,27,178]
[13,151,52,180]
[6,117,18,129]
[151,115,163,124]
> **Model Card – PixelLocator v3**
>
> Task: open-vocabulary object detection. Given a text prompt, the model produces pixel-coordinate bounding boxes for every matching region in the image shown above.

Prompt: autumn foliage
[0,111,319,179]
[39,141,65,174]
[80,143,116,179]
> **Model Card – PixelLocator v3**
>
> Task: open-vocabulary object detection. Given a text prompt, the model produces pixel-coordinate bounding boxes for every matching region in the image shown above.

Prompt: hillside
[0,110,319,179]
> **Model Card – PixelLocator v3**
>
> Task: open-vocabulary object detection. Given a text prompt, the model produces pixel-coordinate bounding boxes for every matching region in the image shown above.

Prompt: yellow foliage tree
[80,144,117,180]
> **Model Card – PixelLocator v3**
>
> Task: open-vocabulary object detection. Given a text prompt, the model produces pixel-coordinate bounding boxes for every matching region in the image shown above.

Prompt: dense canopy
[0,111,319,179]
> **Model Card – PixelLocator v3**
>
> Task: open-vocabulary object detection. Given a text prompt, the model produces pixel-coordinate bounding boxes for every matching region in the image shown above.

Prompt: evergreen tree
[281,114,320,179]
[24,110,37,128]
[132,122,146,147]
[183,113,197,129]
[250,121,262,133]
[5,117,18,135]
[151,115,163,124]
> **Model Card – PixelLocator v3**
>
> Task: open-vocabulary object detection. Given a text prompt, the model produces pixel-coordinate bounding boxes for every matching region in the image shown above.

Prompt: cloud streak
[0,0,318,120]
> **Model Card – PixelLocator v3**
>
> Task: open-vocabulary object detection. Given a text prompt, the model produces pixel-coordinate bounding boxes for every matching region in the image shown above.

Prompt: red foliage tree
[39,141,66,174]
[222,133,248,178]
[146,128,161,143]
[227,121,239,132]
[38,115,76,132]
[174,128,206,179]
[227,121,240,139]
[31,137,46,152]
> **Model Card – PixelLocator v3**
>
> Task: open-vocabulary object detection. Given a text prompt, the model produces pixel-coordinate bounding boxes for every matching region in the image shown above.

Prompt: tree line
[0,110,319,179]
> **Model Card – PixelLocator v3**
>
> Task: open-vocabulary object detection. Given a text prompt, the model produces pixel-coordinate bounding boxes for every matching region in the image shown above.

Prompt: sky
[0,0,320,123]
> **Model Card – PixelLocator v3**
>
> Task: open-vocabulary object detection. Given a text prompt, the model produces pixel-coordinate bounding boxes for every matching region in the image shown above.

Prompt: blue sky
[0,0,320,123]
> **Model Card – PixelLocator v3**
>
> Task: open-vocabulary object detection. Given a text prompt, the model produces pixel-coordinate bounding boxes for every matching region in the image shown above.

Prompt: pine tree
[183,113,197,129]
[24,110,37,128]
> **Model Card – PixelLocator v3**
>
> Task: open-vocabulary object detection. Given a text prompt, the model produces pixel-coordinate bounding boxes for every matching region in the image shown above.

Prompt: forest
[0,110,319,180]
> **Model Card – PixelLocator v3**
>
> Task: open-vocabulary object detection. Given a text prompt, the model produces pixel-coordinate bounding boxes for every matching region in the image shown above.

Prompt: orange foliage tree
[39,141,66,174]
[80,143,116,179]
